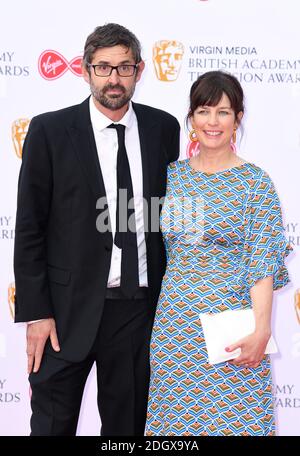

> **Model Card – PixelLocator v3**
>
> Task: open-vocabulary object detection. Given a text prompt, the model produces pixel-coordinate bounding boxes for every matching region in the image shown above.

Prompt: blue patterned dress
[145,159,292,436]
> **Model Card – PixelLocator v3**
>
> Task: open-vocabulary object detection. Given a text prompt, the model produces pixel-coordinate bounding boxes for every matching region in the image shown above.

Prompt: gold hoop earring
[189,130,198,142]
[232,129,237,144]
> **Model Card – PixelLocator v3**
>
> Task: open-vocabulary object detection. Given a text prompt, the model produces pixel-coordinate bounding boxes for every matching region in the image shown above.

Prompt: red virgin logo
[186,140,236,157]
[38,50,82,80]
[186,140,200,158]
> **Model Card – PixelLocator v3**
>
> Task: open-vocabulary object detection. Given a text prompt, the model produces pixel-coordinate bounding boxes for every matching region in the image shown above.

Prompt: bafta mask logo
[8,282,15,320]
[295,289,300,324]
[153,40,184,82]
[12,118,30,158]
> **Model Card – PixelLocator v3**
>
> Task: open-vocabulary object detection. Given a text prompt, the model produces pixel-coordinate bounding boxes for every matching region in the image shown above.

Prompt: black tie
[108,123,139,298]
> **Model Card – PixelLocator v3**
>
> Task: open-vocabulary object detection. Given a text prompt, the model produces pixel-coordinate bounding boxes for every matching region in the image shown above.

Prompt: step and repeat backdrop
[0,0,299,436]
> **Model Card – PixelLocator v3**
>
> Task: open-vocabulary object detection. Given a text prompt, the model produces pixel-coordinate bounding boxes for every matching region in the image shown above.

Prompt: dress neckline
[186,158,249,176]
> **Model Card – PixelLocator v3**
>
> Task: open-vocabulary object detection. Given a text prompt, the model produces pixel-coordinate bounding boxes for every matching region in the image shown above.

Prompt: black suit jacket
[14,97,180,362]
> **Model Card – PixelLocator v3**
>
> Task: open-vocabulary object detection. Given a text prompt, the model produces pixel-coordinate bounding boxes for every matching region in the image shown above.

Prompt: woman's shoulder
[243,162,278,199]
[243,162,273,185]
[167,158,188,173]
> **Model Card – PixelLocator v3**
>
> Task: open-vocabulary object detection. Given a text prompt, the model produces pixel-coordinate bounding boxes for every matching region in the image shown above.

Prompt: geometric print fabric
[145,160,291,436]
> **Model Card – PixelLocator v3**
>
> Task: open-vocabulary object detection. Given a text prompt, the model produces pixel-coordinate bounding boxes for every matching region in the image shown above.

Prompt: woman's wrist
[254,326,271,340]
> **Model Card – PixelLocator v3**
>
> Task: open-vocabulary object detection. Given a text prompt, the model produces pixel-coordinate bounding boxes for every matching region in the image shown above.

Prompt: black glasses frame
[87,63,139,77]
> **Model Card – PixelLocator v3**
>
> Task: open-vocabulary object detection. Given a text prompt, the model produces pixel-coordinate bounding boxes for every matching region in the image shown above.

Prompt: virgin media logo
[38,50,82,80]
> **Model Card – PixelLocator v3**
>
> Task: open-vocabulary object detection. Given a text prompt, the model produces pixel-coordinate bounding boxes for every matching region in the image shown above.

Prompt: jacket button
[105,245,112,251]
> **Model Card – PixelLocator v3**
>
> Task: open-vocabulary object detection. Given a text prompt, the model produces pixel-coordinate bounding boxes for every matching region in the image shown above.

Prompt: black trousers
[29,295,154,436]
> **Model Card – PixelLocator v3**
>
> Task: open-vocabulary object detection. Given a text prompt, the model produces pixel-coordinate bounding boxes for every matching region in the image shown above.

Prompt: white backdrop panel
[0,0,299,436]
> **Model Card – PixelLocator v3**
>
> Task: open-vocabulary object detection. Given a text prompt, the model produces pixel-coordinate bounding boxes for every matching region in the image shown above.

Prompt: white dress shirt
[89,96,148,287]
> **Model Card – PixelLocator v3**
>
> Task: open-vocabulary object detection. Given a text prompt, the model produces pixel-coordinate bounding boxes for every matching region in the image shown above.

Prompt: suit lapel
[68,97,106,200]
[133,107,149,205]
[133,103,160,240]
[68,97,112,244]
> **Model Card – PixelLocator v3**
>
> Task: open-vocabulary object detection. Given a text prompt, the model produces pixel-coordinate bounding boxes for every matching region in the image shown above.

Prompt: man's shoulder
[132,102,179,126]
[31,98,87,127]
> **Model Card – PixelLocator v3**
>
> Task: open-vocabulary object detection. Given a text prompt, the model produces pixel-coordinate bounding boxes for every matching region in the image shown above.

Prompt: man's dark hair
[83,23,142,71]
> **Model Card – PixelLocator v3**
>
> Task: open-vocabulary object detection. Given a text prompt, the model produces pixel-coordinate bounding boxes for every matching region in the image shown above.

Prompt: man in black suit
[13,23,180,436]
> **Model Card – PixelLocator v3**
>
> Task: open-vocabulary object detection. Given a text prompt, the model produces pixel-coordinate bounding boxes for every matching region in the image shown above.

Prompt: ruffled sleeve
[232,170,292,298]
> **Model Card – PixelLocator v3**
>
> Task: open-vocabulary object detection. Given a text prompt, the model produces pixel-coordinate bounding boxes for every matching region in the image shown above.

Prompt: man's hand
[26,318,60,374]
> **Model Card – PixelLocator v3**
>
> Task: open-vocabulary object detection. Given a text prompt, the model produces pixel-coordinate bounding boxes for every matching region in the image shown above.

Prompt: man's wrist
[27,319,46,325]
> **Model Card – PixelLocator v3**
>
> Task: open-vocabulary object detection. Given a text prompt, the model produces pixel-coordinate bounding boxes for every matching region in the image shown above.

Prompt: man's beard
[90,81,135,111]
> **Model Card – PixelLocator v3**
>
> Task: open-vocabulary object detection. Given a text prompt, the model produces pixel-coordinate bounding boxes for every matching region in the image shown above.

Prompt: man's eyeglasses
[87,63,139,77]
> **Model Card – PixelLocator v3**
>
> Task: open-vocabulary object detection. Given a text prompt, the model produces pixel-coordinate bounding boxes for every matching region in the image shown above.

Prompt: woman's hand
[225,329,271,368]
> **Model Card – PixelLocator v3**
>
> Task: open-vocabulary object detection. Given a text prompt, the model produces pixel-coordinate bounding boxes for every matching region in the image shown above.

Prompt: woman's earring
[232,129,237,144]
[189,130,198,142]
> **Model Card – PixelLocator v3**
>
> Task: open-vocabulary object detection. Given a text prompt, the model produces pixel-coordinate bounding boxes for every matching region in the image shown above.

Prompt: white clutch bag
[199,308,278,365]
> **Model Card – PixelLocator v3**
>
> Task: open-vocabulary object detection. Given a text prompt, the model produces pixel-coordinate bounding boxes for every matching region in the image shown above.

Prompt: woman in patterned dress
[145,71,292,436]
